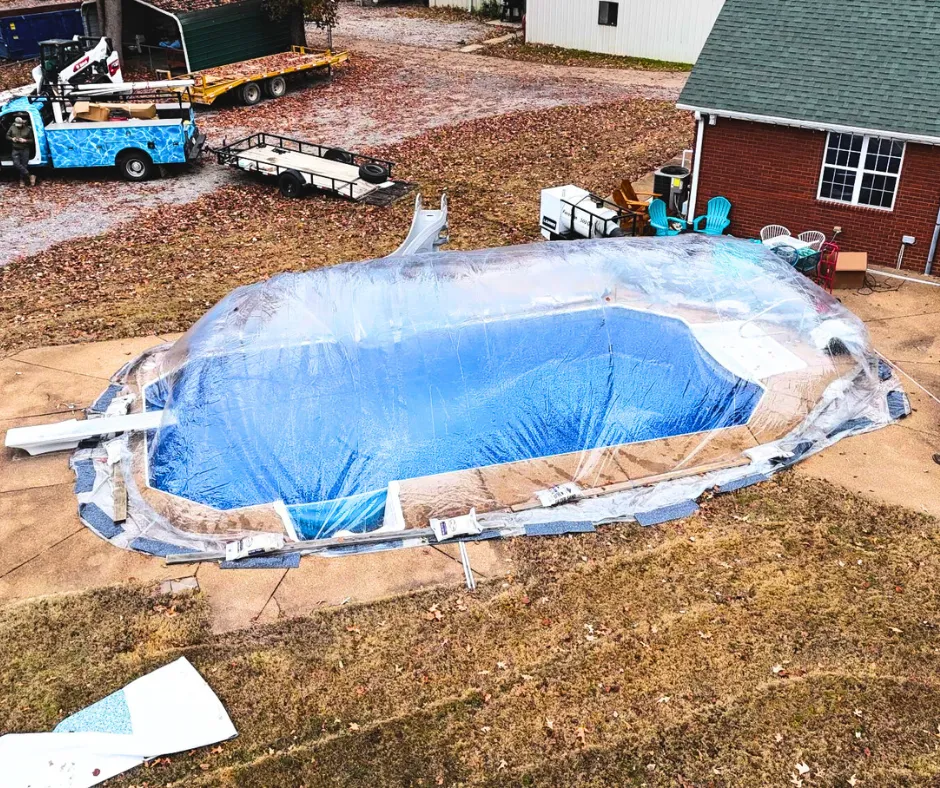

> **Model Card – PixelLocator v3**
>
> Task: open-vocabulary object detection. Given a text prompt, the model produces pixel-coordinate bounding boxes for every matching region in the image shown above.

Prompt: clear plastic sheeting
[75,235,906,556]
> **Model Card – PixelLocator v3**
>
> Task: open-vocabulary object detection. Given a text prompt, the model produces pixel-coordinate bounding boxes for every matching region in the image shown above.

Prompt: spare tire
[359,162,388,184]
[278,169,305,198]
[323,148,353,164]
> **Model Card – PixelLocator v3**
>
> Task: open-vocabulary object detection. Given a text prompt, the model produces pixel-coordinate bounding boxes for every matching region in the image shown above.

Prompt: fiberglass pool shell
[145,304,764,532]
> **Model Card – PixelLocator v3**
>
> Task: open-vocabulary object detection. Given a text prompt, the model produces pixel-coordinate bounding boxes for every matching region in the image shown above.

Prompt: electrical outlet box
[833,226,842,234]
[902,235,916,245]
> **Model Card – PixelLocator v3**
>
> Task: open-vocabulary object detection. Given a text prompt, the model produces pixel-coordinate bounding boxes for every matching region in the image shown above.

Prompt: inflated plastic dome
[71,235,907,557]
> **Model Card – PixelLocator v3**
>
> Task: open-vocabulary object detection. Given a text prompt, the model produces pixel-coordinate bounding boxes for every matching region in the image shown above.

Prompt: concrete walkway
[2,274,938,630]
[796,274,940,517]
[0,335,510,631]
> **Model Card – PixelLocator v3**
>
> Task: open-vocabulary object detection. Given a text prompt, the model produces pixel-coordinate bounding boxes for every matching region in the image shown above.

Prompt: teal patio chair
[648,198,687,236]
[692,196,732,235]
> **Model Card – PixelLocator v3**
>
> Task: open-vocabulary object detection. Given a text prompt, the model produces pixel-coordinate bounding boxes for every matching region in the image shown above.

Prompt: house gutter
[676,104,940,147]
[687,111,706,220]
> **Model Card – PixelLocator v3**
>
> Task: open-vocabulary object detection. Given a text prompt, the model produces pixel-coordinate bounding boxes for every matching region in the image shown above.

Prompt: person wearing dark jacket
[6,116,36,186]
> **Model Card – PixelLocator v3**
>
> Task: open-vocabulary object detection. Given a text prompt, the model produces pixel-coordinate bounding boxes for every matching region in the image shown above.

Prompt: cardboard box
[834,251,868,289]
[98,102,158,120]
[72,101,110,123]
[71,102,158,122]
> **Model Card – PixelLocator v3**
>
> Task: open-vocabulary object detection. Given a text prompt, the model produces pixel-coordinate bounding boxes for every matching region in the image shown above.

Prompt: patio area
[1,273,937,632]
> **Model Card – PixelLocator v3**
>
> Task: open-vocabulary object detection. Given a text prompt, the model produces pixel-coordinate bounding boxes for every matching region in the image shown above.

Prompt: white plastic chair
[798,230,826,251]
[760,224,791,242]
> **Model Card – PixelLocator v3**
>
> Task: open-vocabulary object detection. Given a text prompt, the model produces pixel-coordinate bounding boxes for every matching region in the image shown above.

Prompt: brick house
[677,0,940,274]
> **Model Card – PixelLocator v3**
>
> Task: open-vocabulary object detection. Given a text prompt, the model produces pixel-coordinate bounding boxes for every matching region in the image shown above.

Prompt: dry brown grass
[0,98,691,356]
[484,40,694,72]
[3,475,939,786]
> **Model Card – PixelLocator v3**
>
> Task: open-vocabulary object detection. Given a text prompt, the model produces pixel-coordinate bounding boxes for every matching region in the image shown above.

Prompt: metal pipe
[925,199,940,275]
[687,112,706,221]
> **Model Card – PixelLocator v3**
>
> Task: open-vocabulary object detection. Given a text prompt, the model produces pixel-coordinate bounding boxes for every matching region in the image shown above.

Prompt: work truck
[0,37,204,181]
[0,91,205,180]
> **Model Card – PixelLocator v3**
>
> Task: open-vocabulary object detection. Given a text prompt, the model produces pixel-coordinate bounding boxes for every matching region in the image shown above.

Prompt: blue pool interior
[146,306,763,538]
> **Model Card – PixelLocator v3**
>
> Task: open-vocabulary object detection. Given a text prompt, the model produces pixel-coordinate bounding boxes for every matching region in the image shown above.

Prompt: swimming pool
[146,304,762,537]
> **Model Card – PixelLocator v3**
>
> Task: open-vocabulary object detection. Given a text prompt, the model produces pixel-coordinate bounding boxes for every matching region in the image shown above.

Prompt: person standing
[6,116,36,187]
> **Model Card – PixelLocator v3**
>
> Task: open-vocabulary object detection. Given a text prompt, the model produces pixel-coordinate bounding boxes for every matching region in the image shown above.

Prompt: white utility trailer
[216,132,398,200]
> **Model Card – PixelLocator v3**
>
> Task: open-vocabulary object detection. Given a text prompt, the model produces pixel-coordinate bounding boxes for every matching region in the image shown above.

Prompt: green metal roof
[677,0,940,141]
[176,0,291,72]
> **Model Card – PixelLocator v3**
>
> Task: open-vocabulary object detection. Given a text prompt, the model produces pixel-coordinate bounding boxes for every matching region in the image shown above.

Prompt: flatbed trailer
[158,47,349,106]
[216,132,399,201]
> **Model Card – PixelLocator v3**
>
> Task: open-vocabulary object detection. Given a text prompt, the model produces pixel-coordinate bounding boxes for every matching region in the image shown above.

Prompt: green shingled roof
[678,0,940,141]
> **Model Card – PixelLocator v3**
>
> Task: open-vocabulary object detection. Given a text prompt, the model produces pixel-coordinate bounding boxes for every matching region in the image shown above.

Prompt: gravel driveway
[1,7,686,268]
[310,1,494,50]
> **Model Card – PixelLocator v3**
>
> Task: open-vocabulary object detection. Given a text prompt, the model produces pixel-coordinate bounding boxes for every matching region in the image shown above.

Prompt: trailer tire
[324,147,353,164]
[278,169,305,198]
[359,162,388,184]
[264,76,287,98]
[117,150,154,182]
[240,82,263,105]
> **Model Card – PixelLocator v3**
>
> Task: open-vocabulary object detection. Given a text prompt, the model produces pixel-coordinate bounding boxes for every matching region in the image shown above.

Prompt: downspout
[926,199,940,276]
[687,111,706,220]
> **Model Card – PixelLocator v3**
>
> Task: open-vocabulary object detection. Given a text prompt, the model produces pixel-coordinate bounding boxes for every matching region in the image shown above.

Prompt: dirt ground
[0,42,685,268]
[0,98,692,353]
[310,0,495,49]
[2,475,938,786]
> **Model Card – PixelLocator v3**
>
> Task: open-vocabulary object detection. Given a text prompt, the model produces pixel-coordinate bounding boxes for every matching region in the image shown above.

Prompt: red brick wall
[694,118,940,274]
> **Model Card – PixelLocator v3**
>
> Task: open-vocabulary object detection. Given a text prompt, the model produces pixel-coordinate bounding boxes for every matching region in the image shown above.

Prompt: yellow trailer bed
[159,47,349,106]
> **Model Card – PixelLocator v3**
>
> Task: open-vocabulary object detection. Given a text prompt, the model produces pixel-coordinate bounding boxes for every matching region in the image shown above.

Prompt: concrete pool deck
[1,275,939,631]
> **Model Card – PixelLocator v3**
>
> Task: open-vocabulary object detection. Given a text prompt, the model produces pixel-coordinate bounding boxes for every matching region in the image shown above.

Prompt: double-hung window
[818,132,905,210]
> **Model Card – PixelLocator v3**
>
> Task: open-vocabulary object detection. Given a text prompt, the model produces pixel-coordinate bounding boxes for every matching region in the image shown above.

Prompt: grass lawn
[2,475,938,786]
[0,98,692,356]
[485,41,694,72]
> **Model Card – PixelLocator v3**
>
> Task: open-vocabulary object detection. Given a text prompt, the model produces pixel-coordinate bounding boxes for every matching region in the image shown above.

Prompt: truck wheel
[324,148,353,164]
[240,82,262,105]
[118,151,154,182]
[359,162,389,184]
[264,76,287,98]
[278,169,305,198]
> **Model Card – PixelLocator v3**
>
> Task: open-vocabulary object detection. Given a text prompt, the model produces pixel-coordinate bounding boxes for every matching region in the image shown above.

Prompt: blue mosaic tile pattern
[461,530,502,542]
[89,383,123,415]
[524,521,596,537]
[878,359,893,381]
[220,554,301,569]
[46,122,191,169]
[79,502,123,539]
[887,390,911,420]
[827,417,874,439]
[2,97,50,165]
[54,688,132,735]
[129,537,193,557]
[634,500,700,527]
[323,540,406,557]
[716,472,770,494]
[73,460,96,494]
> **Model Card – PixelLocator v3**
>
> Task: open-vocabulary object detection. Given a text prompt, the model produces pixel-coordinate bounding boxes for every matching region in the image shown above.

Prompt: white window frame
[816,132,906,212]
[598,1,619,27]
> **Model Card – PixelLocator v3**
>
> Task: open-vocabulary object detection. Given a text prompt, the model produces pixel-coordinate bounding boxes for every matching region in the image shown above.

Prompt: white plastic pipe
[687,112,706,220]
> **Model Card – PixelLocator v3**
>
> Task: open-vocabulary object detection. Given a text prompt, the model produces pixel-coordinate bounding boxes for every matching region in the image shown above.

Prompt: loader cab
[38,37,114,90]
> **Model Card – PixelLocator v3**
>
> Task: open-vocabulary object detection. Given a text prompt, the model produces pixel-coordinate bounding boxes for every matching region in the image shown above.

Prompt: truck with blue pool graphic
[0,92,205,181]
